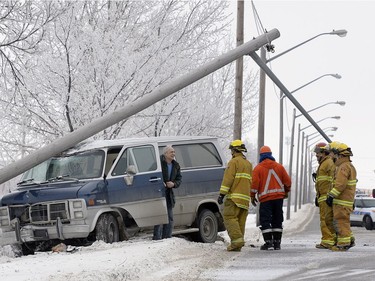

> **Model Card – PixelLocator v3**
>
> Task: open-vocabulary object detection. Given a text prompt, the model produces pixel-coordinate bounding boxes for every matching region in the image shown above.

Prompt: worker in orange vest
[251,146,291,250]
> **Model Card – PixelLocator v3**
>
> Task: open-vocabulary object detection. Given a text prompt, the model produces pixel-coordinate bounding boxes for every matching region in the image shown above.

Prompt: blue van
[0,136,225,254]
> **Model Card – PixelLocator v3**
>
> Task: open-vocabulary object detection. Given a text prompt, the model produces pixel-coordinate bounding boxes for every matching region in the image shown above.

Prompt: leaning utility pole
[233,0,244,140]
[0,29,281,185]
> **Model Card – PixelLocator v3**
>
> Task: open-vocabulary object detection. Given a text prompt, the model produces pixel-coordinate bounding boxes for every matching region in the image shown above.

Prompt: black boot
[260,232,273,250]
[273,231,282,250]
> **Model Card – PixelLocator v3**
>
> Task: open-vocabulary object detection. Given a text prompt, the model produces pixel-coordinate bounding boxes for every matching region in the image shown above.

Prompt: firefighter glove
[217,194,224,205]
[284,192,288,199]
[315,197,319,207]
[326,195,334,207]
[312,172,317,182]
[251,197,258,207]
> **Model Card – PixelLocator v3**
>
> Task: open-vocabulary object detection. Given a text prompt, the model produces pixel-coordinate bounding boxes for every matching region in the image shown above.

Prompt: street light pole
[299,131,306,209]
[293,122,301,212]
[250,52,334,143]
[257,29,346,163]
[279,73,341,165]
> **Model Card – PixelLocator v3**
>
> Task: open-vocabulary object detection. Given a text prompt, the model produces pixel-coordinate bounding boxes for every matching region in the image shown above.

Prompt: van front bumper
[0,217,90,245]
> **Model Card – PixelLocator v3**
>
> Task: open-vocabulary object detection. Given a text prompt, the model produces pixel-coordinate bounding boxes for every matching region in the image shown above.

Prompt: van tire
[95,213,120,243]
[194,209,218,243]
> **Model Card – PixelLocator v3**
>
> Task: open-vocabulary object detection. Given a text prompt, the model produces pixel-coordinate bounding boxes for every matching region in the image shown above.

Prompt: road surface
[204,207,375,281]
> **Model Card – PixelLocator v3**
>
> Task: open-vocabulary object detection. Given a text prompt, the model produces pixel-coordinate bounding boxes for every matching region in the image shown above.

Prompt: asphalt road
[209,207,375,281]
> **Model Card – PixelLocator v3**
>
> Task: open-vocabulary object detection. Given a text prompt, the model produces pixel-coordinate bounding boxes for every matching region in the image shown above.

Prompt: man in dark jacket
[153,145,182,240]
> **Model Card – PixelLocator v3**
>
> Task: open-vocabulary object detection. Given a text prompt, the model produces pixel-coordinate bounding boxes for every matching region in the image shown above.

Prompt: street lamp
[279,74,341,165]
[257,29,347,161]
[306,126,338,139]
[288,102,344,218]
[266,30,348,63]
[300,116,340,131]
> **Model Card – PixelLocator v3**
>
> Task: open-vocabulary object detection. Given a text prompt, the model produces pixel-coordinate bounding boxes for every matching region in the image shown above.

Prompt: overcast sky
[235,0,375,189]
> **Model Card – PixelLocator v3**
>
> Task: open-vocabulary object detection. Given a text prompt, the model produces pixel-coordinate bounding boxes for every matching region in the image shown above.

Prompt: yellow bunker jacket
[219,152,253,210]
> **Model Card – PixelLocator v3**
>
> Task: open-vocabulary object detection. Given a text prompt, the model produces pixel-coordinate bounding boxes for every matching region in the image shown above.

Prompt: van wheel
[21,243,35,256]
[194,209,218,243]
[95,213,120,243]
[364,216,374,230]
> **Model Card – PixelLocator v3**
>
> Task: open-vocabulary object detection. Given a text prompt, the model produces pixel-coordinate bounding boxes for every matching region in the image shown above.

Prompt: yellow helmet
[333,142,353,156]
[229,139,247,152]
[326,141,341,152]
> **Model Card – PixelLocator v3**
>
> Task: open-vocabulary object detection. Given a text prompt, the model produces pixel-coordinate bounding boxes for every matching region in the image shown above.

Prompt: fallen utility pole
[0,29,281,185]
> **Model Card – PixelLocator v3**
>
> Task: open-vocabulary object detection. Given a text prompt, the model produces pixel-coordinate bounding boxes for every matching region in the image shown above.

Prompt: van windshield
[20,150,105,183]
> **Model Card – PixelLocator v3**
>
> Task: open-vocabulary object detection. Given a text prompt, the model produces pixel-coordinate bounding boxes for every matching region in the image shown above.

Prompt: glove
[312,172,317,182]
[326,195,334,207]
[284,192,288,199]
[251,197,258,207]
[217,194,224,205]
[315,197,319,207]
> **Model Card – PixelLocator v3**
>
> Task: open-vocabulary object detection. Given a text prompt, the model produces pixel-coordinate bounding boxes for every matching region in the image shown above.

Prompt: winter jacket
[328,157,357,208]
[219,152,253,210]
[251,159,291,203]
[161,155,182,208]
[315,155,335,203]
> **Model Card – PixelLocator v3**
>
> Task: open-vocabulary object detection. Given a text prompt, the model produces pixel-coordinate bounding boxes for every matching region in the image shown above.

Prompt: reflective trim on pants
[223,199,248,246]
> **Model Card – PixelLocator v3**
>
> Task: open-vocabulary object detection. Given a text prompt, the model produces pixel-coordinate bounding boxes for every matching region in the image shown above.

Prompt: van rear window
[159,142,222,169]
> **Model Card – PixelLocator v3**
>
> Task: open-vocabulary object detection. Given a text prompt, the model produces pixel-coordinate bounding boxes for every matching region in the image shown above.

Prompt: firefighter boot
[260,232,273,250]
[273,232,282,250]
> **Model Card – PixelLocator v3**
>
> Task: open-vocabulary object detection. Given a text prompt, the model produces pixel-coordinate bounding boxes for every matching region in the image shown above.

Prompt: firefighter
[217,140,253,252]
[325,142,357,251]
[251,146,291,250]
[313,142,336,249]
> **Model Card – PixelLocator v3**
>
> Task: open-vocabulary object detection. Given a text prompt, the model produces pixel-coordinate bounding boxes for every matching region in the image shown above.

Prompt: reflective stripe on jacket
[219,152,253,210]
[251,159,291,203]
[315,155,335,202]
[328,157,357,208]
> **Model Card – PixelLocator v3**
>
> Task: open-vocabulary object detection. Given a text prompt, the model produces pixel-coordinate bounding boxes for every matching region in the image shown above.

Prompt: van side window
[159,142,222,169]
[112,145,157,176]
[104,147,122,176]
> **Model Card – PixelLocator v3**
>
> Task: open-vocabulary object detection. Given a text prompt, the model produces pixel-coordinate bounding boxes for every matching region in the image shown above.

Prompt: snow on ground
[0,204,314,281]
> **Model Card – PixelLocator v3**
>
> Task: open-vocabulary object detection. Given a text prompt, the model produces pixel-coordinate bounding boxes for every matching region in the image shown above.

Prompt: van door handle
[149,177,162,182]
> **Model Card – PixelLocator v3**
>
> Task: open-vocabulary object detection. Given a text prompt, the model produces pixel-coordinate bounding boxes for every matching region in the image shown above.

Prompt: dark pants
[153,197,174,240]
[259,198,284,232]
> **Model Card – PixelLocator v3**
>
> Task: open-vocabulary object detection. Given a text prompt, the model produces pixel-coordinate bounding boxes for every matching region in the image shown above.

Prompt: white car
[350,197,375,230]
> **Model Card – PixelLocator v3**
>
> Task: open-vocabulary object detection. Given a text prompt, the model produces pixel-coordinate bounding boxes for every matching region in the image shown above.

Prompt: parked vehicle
[0,136,226,254]
[350,196,375,230]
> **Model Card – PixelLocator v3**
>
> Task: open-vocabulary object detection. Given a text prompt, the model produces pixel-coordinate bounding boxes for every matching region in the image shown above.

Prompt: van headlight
[72,200,83,208]
[74,211,84,219]
[68,199,86,220]
[0,208,8,217]
[1,219,9,226]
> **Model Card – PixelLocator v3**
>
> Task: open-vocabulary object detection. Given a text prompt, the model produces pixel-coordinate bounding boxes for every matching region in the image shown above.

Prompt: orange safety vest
[251,159,291,203]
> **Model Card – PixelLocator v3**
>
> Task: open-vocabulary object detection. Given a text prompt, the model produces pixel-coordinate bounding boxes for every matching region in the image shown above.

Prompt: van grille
[30,202,68,224]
